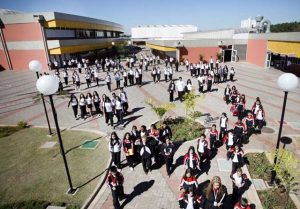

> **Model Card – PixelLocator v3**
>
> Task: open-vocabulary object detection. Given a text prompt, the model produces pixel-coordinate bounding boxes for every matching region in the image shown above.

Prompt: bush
[17,121,28,129]
[0,200,50,209]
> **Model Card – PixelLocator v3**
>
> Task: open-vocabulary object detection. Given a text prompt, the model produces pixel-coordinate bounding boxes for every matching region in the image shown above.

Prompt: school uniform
[107,171,124,209]
[178,193,203,209]
[207,76,213,92]
[219,117,228,140]
[105,75,111,92]
[230,90,239,104]
[162,142,175,176]
[183,153,200,174]
[180,175,198,191]
[234,202,251,209]
[164,68,169,82]
[223,132,236,150]
[85,73,91,88]
[230,69,235,81]
[109,139,122,168]
[197,139,208,168]
[115,73,121,89]
[197,76,205,93]
[255,109,265,131]
[224,87,231,104]
[168,67,173,81]
[79,98,87,119]
[129,69,134,85]
[223,67,228,81]
[244,115,255,137]
[115,100,124,125]
[104,102,114,126]
[86,97,93,114]
[68,97,78,118]
[140,141,152,173]
[119,91,129,114]
[236,101,245,120]
[123,71,128,87]
[168,82,176,102]
[138,68,143,85]
[159,126,173,142]
[228,148,244,173]
[123,138,135,168]
[177,80,186,102]
[231,172,248,203]
[209,129,219,149]
[63,71,68,85]
[93,96,102,115]
[234,122,246,144]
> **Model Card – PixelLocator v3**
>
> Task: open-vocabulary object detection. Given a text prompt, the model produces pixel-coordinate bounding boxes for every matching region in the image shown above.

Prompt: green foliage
[183,91,204,120]
[17,121,28,129]
[0,200,50,209]
[216,52,222,60]
[0,126,22,138]
[260,190,277,209]
[271,21,300,32]
[146,99,175,121]
[33,93,42,103]
[66,205,81,209]
[199,54,204,61]
[245,152,272,180]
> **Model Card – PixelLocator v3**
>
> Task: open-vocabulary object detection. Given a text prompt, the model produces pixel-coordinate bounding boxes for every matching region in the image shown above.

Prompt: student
[186,79,193,93]
[255,105,265,134]
[177,77,185,102]
[115,96,124,127]
[107,166,125,209]
[129,68,134,85]
[159,121,173,143]
[105,72,111,92]
[224,84,231,105]
[168,80,176,102]
[230,86,239,104]
[164,67,169,82]
[148,124,161,163]
[219,113,228,141]
[157,66,161,82]
[183,146,200,174]
[209,124,219,149]
[234,198,252,209]
[68,94,78,119]
[122,69,128,88]
[234,119,246,145]
[109,132,122,169]
[92,91,102,116]
[231,168,248,203]
[85,71,91,88]
[134,69,140,86]
[223,130,236,150]
[205,176,227,209]
[180,168,198,191]
[75,72,81,90]
[228,145,244,174]
[236,95,246,120]
[114,71,121,89]
[119,88,129,115]
[162,137,175,177]
[86,92,93,117]
[207,74,213,92]
[63,69,68,85]
[251,97,261,118]
[104,97,114,128]
[123,132,135,170]
[94,69,100,87]
[179,187,203,209]
[209,56,214,70]
[152,68,157,83]
[197,74,205,93]
[244,112,255,138]
[197,134,208,169]
[168,66,173,81]
[140,135,152,174]
[230,67,235,82]
[79,93,87,119]
[138,67,143,86]
[223,65,228,82]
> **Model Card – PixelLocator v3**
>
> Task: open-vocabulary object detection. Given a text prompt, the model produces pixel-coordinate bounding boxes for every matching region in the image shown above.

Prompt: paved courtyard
[0,55,300,209]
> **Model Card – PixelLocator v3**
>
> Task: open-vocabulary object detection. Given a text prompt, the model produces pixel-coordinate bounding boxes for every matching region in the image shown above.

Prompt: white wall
[131,25,197,39]
[183,29,235,39]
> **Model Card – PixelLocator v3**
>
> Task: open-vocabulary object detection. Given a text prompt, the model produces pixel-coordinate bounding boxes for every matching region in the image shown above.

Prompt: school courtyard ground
[0,58,300,209]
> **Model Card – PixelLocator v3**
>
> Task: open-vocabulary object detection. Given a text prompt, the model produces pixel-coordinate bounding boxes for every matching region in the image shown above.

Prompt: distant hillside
[271,21,300,32]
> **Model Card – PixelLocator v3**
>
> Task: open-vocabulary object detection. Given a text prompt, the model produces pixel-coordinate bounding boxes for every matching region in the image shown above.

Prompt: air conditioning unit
[174,41,183,47]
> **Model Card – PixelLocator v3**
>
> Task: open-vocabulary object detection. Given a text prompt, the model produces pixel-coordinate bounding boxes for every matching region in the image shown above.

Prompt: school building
[132,27,300,75]
[0,9,124,71]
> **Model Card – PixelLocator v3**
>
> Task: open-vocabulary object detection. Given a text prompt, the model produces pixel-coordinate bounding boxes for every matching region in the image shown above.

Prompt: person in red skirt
[107,166,125,209]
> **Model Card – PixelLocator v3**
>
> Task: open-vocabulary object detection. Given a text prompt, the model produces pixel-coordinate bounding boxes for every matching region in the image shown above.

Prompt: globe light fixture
[29,60,43,72]
[36,75,59,96]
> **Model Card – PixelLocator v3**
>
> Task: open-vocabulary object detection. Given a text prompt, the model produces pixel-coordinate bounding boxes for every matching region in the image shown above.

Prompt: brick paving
[0,51,300,209]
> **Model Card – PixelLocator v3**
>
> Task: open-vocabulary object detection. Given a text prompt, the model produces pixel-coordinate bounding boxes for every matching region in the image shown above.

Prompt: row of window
[45,28,121,39]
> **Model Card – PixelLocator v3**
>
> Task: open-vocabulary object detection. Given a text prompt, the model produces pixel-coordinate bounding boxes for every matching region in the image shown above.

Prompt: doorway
[223,49,232,62]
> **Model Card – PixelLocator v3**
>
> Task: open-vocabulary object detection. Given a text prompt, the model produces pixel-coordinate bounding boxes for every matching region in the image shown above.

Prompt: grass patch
[245,153,297,209]
[0,126,23,138]
[158,117,205,141]
[0,128,110,208]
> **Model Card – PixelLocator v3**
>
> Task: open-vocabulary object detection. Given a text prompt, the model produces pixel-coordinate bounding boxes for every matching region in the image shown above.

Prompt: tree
[271,21,300,33]
[272,149,299,209]
[183,91,204,122]
[199,54,205,62]
[146,99,175,123]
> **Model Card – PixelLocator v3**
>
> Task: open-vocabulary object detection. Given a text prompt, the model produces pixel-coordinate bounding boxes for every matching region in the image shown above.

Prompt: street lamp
[29,60,53,136]
[36,75,76,194]
[270,73,299,184]
[111,41,115,46]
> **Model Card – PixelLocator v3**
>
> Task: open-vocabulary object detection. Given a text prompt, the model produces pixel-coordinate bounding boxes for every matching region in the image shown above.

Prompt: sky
[1,0,300,34]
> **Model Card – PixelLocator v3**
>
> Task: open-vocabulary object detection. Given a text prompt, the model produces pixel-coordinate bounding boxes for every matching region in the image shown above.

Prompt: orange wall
[0,50,9,70]
[3,23,43,42]
[246,39,267,67]
[180,47,220,63]
[9,50,48,71]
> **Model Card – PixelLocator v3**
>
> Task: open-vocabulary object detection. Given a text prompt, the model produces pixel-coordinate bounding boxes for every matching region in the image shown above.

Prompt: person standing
[197,74,205,93]
[223,65,228,82]
[68,94,79,119]
[134,69,140,86]
[162,137,174,177]
[197,134,208,169]
[219,113,228,141]
[107,166,125,209]
[138,67,143,86]
[105,72,112,92]
[93,91,102,116]
[209,56,214,70]
[168,80,176,102]
[79,93,87,119]
[115,96,124,127]
[109,132,122,169]
[186,79,193,93]
[175,60,179,72]
[230,67,235,82]
[129,68,134,86]
[231,168,248,203]
[254,105,265,134]
[75,72,81,90]
[228,145,244,174]
[85,71,91,89]
[123,69,128,88]
[205,176,227,209]
[140,135,152,174]
[123,132,135,170]
[119,88,129,115]
[176,77,185,102]
[168,66,173,81]
[183,146,200,174]
[207,74,213,92]
[63,69,68,85]
[157,66,161,82]
[224,84,231,105]
[104,97,114,128]
[164,67,169,82]
[86,92,93,117]
[209,124,219,150]
[114,71,121,90]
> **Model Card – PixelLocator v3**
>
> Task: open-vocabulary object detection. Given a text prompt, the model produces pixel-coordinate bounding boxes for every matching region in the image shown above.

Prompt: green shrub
[17,121,28,129]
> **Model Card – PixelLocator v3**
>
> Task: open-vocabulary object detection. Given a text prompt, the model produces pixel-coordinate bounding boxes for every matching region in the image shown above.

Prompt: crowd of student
[51,53,265,209]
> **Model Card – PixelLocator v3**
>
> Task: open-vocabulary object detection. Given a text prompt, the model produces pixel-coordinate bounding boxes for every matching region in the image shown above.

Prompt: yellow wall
[267,41,300,58]
[49,43,112,54]
[146,43,176,52]
[44,19,123,32]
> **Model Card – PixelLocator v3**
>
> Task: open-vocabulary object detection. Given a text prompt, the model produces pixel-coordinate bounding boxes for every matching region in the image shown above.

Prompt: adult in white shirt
[109,132,122,168]
[176,77,185,102]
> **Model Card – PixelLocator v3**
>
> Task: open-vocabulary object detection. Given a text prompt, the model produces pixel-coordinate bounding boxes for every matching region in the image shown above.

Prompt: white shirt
[198,141,205,153]
[86,97,92,105]
[227,133,234,146]
[233,173,243,188]
[232,152,239,162]
[189,153,194,168]
[109,140,122,152]
[256,110,263,120]
[187,84,192,90]
[176,80,185,92]
[105,75,111,82]
[79,98,86,106]
[187,196,194,209]
[104,102,113,112]
[115,100,122,110]
[220,117,227,128]
[254,104,260,114]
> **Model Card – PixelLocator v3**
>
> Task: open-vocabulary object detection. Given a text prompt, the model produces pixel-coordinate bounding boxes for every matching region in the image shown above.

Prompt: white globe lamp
[36,75,59,96]
[277,73,299,92]
[29,60,42,72]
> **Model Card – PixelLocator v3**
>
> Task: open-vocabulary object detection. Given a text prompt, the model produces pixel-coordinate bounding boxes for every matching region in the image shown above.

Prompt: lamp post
[29,60,53,136]
[36,75,76,194]
[270,73,299,185]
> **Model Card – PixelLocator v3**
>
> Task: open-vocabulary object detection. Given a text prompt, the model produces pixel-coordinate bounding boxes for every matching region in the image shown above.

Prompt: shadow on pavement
[121,180,155,208]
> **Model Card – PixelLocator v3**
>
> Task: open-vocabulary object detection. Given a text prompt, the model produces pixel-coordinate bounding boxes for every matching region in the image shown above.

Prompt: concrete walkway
[0,52,300,209]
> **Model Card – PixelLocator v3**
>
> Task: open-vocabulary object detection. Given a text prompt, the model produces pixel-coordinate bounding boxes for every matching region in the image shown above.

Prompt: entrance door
[231,50,237,62]
[223,49,232,62]
[265,52,271,68]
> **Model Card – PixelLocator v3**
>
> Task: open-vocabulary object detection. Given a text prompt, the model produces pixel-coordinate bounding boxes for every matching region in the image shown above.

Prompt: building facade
[0,10,124,71]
